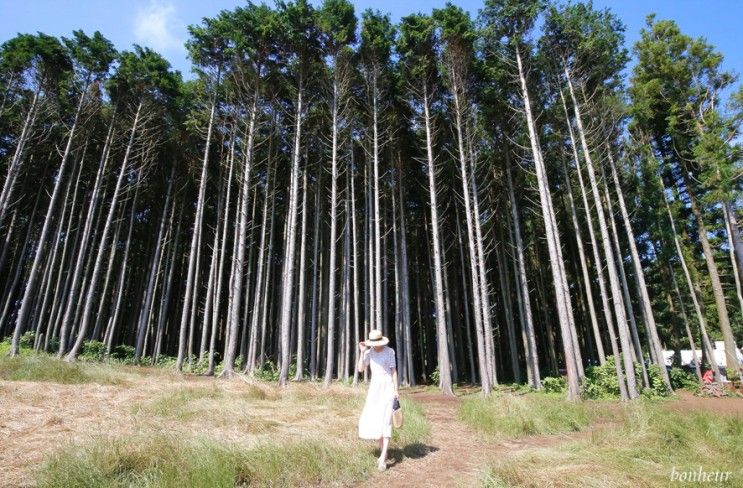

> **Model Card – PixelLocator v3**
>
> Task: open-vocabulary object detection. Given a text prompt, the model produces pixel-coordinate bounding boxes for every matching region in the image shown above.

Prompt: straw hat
[364,329,389,347]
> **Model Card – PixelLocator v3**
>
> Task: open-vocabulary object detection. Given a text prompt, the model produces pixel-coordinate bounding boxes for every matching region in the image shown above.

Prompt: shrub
[111,344,135,362]
[46,337,60,354]
[253,360,279,381]
[253,359,296,382]
[581,357,621,399]
[642,363,672,397]
[81,340,107,361]
[541,376,567,394]
[19,331,36,349]
[429,365,440,386]
[670,366,699,391]
[582,356,674,399]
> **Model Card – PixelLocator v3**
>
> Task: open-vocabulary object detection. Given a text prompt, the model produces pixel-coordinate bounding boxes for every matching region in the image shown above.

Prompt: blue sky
[1,0,741,83]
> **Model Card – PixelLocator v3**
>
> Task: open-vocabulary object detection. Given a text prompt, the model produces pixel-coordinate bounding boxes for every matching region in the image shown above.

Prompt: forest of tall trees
[2,0,742,401]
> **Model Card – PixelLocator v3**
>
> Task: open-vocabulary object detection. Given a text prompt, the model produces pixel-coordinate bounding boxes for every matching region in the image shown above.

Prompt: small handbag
[392,397,403,428]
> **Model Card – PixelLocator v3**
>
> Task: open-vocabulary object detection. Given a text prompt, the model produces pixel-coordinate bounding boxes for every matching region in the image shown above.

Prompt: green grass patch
[459,391,612,439]
[393,396,431,446]
[0,353,125,385]
[480,401,743,487]
[35,434,375,488]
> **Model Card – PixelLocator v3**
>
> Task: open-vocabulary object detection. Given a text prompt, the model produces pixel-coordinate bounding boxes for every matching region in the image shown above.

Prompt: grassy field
[0,349,430,488]
[459,389,743,487]
[3,342,741,487]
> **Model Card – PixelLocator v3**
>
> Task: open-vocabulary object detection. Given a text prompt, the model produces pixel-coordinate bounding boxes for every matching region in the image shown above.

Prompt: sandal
[377,458,386,471]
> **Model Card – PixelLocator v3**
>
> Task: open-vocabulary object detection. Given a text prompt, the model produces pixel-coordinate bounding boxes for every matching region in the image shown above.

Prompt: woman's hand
[358,342,368,353]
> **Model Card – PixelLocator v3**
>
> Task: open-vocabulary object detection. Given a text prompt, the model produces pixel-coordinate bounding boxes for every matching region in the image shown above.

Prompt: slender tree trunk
[421,84,453,396]
[177,86,218,371]
[294,169,309,380]
[660,176,722,380]
[10,80,90,356]
[722,203,743,317]
[0,88,40,228]
[565,69,636,399]
[561,156,604,364]
[452,85,491,394]
[277,81,304,386]
[104,186,140,353]
[506,160,541,388]
[680,170,741,381]
[515,47,579,399]
[222,94,258,376]
[64,102,144,360]
[607,150,671,391]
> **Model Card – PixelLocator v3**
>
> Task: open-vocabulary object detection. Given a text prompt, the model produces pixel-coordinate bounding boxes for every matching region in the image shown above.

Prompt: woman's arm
[391,367,399,398]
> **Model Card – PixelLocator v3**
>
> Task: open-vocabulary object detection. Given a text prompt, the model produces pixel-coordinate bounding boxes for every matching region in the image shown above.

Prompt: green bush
[111,344,135,361]
[81,340,107,361]
[429,365,440,386]
[581,357,621,399]
[670,366,699,390]
[46,337,60,354]
[541,376,567,394]
[253,360,279,381]
[642,363,672,397]
[582,356,674,399]
[252,359,296,381]
[19,331,36,349]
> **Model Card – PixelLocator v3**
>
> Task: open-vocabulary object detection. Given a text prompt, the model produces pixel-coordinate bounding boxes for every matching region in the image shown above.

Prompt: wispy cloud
[133,0,183,53]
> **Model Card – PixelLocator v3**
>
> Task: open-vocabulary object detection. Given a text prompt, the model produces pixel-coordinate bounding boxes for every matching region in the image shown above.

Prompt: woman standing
[357,329,399,471]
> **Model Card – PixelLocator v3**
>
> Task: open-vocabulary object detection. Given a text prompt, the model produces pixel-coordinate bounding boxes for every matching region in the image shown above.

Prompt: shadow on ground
[386,443,439,467]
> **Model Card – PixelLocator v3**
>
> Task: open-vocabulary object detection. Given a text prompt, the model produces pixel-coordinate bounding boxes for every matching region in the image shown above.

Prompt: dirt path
[357,392,587,488]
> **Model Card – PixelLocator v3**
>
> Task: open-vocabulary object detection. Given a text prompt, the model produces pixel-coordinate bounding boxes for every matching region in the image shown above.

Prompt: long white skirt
[358,375,395,439]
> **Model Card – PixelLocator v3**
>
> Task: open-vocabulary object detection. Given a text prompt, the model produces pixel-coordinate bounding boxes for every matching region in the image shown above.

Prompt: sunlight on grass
[1,351,432,486]
[480,401,743,487]
[458,391,615,439]
[0,354,126,385]
[35,434,376,488]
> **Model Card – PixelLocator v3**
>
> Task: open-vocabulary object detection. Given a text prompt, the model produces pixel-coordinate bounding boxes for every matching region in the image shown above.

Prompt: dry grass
[0,359,426,487]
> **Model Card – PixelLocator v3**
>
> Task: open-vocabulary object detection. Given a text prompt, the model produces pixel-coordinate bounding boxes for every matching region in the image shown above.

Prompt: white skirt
[358,375,395,439]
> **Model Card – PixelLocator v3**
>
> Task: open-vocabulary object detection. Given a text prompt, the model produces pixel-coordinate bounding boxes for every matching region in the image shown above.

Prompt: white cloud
[133,0,183,52]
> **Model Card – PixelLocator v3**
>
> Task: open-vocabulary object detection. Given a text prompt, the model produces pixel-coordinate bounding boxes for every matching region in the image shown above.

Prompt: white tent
[663,342,743,368]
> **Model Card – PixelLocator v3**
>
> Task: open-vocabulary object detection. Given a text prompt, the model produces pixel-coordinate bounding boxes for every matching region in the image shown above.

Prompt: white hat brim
[365,337,389,346]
